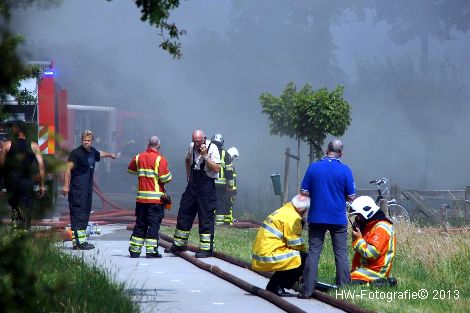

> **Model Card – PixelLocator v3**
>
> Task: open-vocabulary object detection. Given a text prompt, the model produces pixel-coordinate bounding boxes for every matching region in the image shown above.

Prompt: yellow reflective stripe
[225,163,233,171]
[287,237,305,247]
[375,222,393,236]
[137,196,164,200]
[129,245,141,253]
[160,172,172,183]
[215,177,227,184]
[130,235,145,246]
[354,238,380,259]
[128,169,137,174]
[252,250,300,263]
[138,173,157,178]
[354,267,385,280]
[200,243,211,251]
[379,229,396,276]
[154,156,161,192]
[174,238,188,247]
[137,191,165,194]
[200,233,211,242]
[146,238,158,247]
[175,229,190,239]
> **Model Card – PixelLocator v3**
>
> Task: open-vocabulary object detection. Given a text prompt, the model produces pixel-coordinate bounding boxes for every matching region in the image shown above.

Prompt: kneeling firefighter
[349,196,397,287]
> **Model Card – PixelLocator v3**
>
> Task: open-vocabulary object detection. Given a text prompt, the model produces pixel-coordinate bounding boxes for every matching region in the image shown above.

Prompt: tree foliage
[0,1,47,117]
[260,82,352,162]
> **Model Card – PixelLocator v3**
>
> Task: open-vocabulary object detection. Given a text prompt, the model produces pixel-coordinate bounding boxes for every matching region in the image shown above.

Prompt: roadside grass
[0,226,139,313]
[160,222,470,313]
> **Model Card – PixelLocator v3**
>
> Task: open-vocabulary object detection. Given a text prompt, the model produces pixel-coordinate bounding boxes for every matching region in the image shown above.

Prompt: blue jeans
[302,223,350,295]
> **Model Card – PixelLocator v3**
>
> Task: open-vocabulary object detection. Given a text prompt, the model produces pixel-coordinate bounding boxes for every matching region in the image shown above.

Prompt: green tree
[260,82,352,165]
[295,84,351,163]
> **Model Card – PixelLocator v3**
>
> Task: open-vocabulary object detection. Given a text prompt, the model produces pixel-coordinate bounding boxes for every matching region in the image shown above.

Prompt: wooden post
[379,199,389,218]
[391,185,401,201]
[440,204,448,231]
[297,138,300,193]
[465,186,470,226]
[283,148,290,204]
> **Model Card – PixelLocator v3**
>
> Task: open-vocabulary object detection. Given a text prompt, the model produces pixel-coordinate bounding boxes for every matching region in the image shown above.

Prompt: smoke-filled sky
[9,0,470,208]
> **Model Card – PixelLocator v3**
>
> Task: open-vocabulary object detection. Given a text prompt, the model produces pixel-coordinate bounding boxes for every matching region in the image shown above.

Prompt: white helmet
[349,196,380,220]
[227,147,239,160]
[211,133,224,145]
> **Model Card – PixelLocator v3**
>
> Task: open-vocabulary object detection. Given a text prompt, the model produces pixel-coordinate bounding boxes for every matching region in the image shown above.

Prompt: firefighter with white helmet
[227,147,239,161]
[211,134,235,225]
[226,146,239,224]
[349,196,397,286]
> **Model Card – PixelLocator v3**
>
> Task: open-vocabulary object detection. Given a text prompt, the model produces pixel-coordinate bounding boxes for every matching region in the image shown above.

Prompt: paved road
[62,225,343,313]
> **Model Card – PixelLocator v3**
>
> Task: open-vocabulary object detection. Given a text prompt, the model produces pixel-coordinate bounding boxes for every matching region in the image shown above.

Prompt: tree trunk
[297,137,300,193]
[309,142,314,165]
[283,148,290,204]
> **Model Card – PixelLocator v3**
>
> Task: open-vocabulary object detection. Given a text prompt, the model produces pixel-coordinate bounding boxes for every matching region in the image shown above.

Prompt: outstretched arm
[99,150,117,159]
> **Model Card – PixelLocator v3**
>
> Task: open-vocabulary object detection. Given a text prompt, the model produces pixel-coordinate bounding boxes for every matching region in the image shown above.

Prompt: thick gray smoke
[9,0,470,215]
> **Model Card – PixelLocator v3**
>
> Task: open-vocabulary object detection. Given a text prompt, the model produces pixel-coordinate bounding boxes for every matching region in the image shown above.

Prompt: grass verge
[0,226,139,313]
[160,222,469,313]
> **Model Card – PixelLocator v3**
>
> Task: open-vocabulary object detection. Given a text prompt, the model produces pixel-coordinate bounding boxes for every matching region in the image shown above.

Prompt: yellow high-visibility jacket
[251,203,307,272]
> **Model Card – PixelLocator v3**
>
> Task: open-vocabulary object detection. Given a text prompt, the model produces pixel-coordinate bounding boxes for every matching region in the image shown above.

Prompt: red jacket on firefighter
[349,196,396,283]
[127,148,172,203]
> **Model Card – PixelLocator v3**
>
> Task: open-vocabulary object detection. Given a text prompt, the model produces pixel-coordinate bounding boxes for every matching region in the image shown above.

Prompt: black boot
[146,246,162,258]
[266,286,296,297]
[164,244,186,254]
[146,252,163,258]
[195,250,213,258]
[74,242,95,250]
[129,247,140,258]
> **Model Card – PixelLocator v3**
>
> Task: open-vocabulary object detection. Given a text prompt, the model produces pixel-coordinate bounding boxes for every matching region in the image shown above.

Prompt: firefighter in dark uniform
[165,129,220,258]
[211,133,234,226]
[61,130,116,250]
[127,136,172,258]
[0,122,45,229]
[226,146,239,224]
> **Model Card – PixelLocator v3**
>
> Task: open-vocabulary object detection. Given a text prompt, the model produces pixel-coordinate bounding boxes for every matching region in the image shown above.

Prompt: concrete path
[62,225,344,313]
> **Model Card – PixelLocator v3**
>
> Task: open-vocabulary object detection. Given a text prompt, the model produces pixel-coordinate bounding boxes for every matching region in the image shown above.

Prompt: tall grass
[0,226,138,313]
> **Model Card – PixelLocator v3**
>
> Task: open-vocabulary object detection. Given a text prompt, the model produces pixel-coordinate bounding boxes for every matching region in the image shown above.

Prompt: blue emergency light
[43,71,54,76]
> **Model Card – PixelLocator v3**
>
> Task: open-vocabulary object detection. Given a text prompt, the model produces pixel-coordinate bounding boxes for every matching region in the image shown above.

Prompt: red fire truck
[1,61,156,213]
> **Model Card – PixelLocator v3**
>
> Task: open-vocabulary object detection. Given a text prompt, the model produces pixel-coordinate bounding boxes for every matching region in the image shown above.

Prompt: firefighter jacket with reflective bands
[351,219,396,282]
[128,148,172,204]
[215,149,234,188]
[251,203,307,272]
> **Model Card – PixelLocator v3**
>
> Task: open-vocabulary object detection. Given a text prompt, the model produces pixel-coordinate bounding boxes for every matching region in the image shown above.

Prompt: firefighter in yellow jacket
[252,194,309,297]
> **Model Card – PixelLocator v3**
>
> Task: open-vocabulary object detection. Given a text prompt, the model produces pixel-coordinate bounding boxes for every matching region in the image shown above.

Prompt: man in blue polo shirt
[298,139,356,298]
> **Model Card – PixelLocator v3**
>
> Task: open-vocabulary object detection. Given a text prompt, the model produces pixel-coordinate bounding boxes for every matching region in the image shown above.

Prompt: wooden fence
[356,186,470,227]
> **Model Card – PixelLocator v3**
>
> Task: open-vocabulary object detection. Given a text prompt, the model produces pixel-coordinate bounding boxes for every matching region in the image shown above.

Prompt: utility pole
[283,147,300,204]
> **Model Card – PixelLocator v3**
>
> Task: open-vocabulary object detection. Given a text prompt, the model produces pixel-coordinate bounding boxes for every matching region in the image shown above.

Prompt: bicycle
[369,178,410,223]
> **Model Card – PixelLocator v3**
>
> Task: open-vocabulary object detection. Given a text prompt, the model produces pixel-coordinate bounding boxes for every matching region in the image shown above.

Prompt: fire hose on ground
[158,234,375,313]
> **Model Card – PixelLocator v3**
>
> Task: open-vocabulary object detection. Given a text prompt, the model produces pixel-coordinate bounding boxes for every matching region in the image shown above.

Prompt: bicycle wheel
[388,204,410,223]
